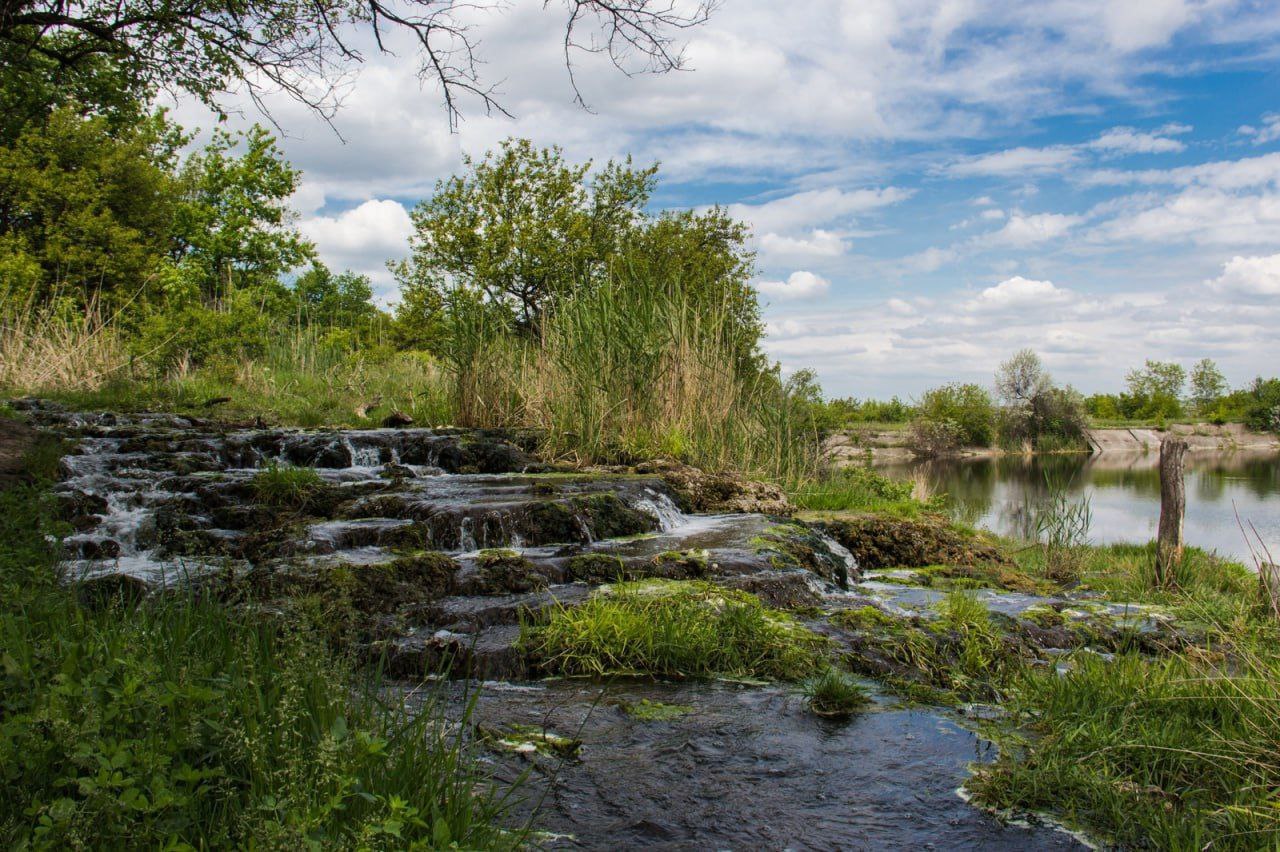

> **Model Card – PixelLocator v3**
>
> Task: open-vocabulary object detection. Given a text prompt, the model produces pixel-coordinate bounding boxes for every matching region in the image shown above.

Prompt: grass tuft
[803,668,870,717]
[521,579,828,680]
[251,462,325,509]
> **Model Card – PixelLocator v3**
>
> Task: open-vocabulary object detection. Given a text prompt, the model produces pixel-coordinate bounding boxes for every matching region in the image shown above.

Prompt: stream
[25,400,1087,850]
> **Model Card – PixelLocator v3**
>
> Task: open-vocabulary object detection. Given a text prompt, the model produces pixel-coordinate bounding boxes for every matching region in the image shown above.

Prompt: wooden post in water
[1154,436,1187,589]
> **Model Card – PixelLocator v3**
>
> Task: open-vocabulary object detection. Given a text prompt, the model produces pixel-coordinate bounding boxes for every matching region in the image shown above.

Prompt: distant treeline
[802,356,1280,455]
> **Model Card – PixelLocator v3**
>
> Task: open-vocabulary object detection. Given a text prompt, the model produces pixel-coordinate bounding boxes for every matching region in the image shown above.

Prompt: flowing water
[874,450,1280,564]
[24,401,1087,850]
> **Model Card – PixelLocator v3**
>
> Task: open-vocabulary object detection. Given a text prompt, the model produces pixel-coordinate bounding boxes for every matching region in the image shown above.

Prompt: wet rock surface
[25,401,1116,848]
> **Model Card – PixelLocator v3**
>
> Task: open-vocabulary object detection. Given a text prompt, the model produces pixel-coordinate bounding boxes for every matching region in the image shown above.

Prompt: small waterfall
[342,436,382,467]
[816,530,859,590]
[634,489,687,531]
[459,516,477,552]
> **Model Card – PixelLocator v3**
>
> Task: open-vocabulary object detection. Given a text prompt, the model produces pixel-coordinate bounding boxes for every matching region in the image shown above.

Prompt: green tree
[403,139,658,330]
[994,350,1086,449]
[1124,360,1186,419]
[0,0,711,127]
[171,125,313,303]
[1189,358,1228,416]
[0,107,180,308]
[292,263,377,330]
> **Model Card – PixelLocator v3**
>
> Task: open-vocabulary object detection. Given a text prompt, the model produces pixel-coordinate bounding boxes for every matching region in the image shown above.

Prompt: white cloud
[1207,253,1280,297]
[1088,126,1187,154]
[299,200,414,297]
[948,146,1081,178]
[968,276,1076,311]
[977,212,1084,247]
[756,270,832,300]
[729,187,909,236]
[1239,114,1280,145]
[759,229,847,258]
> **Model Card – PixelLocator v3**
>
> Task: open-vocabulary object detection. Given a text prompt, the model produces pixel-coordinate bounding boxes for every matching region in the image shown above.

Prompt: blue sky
[178,0,1280,398]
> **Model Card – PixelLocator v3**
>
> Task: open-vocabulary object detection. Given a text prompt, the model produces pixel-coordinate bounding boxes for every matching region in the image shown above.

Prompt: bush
[913,383,995,447]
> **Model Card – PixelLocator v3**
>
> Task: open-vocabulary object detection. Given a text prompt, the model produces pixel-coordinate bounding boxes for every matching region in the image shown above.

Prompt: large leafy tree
[170,125,314,301]
[0,107,180,307]
[0,0,713,126]
[402,138,659,330]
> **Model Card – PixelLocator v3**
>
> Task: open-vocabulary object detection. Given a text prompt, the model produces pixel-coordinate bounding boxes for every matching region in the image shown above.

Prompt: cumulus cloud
[755,270,831,300]
[299,200,414,297]
[967,276,1076,311]
[759,229,847,259]
[1207,253,1280,298]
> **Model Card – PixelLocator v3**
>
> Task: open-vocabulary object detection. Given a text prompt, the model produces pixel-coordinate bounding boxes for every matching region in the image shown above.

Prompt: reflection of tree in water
[873,450,1280,548]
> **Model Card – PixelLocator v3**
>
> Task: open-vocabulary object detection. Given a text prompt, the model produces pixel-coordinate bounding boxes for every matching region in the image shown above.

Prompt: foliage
[909,382,995,453]
[401,139,659,331]
[0,450,518,849]
[1123,359,1186,420]
[1189,357,1227,416]
[1244,377,1280,433]
[522,579,828,680]
[994,350,1087,450]
[0,108,180,309]
[817,395,915,428]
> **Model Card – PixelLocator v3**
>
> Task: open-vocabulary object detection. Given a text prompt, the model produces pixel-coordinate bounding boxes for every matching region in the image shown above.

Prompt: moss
[564,553,629,584]
[651,549,711,579]
[619,699,695,721]
[751,523,850,586]
[474,549,548,594]
[910,563,1053,594]
[829,605,898,631]
[820,515,1009,571]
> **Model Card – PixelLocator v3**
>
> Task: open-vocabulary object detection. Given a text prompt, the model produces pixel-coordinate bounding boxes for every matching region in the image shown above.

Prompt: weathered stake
[1154,436,1187,589]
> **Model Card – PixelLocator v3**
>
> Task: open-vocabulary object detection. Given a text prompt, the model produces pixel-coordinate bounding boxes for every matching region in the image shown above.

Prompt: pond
[872,450,1280,564]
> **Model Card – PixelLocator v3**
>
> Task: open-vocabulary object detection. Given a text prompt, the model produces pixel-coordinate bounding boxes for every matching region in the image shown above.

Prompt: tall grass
[443,265,821,480]
[0,298,131,391]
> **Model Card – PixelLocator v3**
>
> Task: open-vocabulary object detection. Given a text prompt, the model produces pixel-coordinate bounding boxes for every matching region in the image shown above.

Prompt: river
[873,449,1280,564]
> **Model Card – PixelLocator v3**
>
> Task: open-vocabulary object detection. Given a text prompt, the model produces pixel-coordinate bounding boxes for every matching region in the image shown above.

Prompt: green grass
[0,445,518,848]
[521,579,828,680]
[970,646,1280,849]
[251,462,325,508]
[787,465,929,516]
[803,668,870,717]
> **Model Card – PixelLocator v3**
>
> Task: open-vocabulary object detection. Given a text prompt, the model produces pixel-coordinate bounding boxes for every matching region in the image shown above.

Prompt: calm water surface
[873,450,1280,564]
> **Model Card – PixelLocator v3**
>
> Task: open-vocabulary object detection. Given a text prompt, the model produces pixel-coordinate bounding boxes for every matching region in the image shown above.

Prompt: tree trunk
[1154,437,1187,589]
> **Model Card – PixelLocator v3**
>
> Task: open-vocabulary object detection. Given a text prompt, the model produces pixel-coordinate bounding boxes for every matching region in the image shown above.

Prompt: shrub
[914,383,995,447]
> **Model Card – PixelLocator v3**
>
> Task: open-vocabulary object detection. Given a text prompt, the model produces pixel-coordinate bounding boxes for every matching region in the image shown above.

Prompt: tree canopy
[0,0,714,127]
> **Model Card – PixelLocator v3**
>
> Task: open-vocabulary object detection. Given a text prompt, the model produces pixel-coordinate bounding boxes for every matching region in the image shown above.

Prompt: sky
[172,0,1280,399]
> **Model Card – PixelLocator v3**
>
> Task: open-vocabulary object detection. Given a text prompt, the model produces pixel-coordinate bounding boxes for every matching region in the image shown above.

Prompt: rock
[635,459,792,516]
[382,411,415,428]
[818,515,1010,570]
[201,396,233,408]
[76,573,150,609]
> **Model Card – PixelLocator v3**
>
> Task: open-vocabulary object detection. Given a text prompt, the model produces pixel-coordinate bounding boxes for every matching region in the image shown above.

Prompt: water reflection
[873,450,1280,563]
